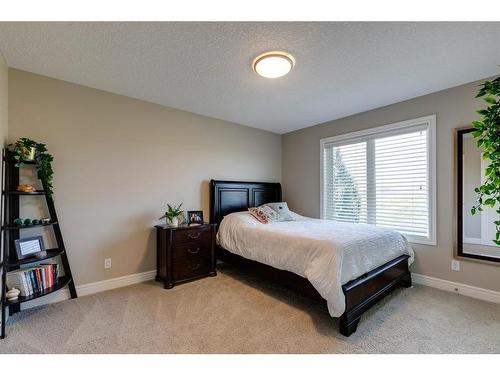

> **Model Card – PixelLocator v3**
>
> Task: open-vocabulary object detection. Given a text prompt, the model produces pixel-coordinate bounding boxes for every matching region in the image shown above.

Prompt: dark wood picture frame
[14,235,45,260]
[456,127,500,263]
[187,210,204,225]
[210,179,411,336]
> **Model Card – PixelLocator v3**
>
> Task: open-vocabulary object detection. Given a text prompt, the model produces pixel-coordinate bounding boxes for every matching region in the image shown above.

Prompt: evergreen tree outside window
[332,148,363,223]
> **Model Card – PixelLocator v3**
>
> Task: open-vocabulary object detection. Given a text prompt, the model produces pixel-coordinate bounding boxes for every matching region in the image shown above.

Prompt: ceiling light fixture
[253,51,295,78]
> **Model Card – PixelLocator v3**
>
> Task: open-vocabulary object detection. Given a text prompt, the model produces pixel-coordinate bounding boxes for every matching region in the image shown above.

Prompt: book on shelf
[6,264,60,297]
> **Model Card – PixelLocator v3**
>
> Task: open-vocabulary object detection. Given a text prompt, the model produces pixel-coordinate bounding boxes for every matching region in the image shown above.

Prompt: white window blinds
[321,115,436,244]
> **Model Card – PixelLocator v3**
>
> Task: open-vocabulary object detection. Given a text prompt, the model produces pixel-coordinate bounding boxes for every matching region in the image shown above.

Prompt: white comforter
[217,212,414,317]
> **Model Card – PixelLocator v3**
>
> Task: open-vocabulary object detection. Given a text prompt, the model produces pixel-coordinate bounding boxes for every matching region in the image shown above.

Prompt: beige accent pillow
[248,205,281,224]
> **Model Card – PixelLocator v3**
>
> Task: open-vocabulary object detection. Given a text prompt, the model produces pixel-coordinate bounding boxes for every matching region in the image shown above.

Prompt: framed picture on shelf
[14,235,46,260]
[187,210,204,225]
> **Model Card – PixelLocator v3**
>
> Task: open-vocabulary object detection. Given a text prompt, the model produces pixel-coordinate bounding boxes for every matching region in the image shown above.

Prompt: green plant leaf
[484,198,496,207]
[484,96,497,104]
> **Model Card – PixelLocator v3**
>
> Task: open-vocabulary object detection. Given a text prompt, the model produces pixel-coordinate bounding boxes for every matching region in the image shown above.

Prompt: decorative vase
[168,217,179,227]
[6,288,20,301]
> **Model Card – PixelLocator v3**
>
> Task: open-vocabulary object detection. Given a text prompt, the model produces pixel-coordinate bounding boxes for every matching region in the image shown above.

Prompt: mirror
[457,128,500,263]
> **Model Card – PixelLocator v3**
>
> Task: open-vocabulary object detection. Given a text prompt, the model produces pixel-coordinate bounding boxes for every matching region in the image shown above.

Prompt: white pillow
[264,202,295,221]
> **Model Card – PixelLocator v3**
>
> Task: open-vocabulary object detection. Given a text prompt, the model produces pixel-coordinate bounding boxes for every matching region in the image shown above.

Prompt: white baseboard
[22,270,157,310]
[77,270,156,296]
[412,273,500,304]
[12,270,500,313]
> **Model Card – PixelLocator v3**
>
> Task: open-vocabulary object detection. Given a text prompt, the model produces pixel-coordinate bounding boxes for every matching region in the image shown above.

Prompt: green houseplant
[10,138,55,198]
[471,76,500,245]
[159,203,184,226]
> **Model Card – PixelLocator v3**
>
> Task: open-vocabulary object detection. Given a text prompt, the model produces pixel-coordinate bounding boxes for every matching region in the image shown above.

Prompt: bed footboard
[339,255,411,336]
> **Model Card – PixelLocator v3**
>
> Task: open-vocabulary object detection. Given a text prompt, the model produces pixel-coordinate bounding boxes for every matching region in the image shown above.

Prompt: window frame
[320,114,437,246]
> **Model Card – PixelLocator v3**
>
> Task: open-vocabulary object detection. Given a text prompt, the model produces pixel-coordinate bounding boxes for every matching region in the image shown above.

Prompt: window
[320,115,436,245]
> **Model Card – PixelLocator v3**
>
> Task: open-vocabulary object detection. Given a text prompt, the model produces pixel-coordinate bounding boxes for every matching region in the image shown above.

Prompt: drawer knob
[190,263,201,271]
[187,232,201,239]
[187,247,201,254]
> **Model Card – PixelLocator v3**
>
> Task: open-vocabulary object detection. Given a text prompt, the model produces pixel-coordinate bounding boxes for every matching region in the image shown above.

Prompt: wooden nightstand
[155,223,216,289]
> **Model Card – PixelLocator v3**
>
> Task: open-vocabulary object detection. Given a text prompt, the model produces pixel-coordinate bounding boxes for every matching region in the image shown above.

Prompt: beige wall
[7,66,499,293]
[8,69,281,285]
[0,52,7,146]
[283,77,500,292]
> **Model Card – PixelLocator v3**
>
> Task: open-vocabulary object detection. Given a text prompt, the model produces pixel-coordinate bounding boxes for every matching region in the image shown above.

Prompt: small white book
[6,270,30,296]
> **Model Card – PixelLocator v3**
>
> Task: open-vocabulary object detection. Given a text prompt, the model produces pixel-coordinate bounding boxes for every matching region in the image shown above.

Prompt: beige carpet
[1,263,499,353]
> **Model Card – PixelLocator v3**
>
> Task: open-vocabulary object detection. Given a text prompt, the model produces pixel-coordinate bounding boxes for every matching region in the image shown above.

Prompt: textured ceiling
[0,22,499,134]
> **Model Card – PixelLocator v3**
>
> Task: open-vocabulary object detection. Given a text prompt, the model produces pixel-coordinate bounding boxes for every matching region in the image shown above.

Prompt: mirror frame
[456,127,500,263]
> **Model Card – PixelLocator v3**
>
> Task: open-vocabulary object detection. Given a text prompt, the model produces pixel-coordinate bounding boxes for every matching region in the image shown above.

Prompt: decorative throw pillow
[248,205,281,224]
[264,202,295,221]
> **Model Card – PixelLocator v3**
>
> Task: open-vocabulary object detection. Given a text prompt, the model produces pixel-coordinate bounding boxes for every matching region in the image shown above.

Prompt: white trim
[21,270,156,310]
[78,270,156,296]
[320,114,437,245]
[412,273,500,304]
[428,115,437,245]
[320,115,436,145]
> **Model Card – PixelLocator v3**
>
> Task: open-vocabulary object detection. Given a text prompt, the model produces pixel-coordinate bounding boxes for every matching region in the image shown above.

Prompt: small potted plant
[9,138,55,198]
[159,203,184,226]
[14,138,36,161]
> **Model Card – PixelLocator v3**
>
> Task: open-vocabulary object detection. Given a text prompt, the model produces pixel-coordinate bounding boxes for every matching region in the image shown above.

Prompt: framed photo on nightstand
[187,210,204,225]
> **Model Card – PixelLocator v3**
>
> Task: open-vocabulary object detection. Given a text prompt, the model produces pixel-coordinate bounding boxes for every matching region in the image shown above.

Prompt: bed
[210,180,413,336]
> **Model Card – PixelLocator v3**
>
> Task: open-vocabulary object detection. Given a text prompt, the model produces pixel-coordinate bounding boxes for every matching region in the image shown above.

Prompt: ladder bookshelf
[0,149,77,339]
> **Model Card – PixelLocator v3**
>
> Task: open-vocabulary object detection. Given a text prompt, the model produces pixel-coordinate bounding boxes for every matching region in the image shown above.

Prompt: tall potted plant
[471,76,500,245]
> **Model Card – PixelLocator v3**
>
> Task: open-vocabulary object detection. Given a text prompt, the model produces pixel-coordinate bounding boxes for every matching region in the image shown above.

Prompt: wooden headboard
[210,180,282,225]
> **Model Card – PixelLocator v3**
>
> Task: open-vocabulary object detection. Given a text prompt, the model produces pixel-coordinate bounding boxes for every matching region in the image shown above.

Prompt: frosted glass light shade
[253,51,295,78]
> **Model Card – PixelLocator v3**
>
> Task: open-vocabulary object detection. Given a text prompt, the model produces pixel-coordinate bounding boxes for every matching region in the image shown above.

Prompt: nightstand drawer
[173,256,211,281]
[172,226,211,245]
[173,242,211,260]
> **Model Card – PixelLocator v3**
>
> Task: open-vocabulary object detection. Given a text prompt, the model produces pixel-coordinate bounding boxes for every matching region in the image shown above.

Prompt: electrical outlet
[104,258,112,269]
[451,259,460,272]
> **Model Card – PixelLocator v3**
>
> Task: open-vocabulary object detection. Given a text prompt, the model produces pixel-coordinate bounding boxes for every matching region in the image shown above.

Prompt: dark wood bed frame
[210,180,412,336]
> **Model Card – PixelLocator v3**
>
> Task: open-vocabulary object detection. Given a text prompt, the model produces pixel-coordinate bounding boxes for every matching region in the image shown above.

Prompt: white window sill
[407,237,437,246]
